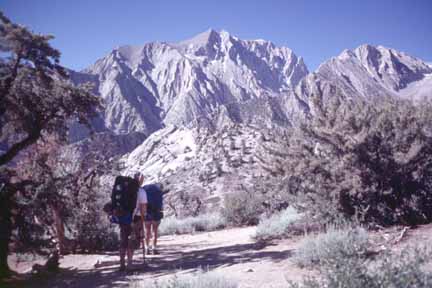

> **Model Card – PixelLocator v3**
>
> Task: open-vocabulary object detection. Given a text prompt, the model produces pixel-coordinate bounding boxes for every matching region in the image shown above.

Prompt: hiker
[143,183,164,254]
[109,172,147,271]
[133,173,148,260]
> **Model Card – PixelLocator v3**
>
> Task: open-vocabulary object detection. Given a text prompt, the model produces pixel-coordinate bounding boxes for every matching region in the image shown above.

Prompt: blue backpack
[144,183,163,215]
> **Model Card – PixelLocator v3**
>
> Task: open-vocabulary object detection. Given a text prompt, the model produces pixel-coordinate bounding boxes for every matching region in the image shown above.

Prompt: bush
[290,246,432,288]
[284,97,432,226]
[73,208,119,252]
[294,226,369,268]
[159,213,226,236]
[130,270,238,288]
[254,207,302,241]
[222,190,264,226]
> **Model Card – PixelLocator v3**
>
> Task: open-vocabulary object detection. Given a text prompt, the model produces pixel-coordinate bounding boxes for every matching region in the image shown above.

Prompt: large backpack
[144,183,163,216]
[111,176,139,224]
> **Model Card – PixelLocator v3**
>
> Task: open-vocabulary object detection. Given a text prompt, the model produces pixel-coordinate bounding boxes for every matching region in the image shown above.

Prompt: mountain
[121,123,289,215]
[118,42,432,213]
[67,31,432,213]
[74,29,309,136]
[73,35,432,138]
[294,45,432,105]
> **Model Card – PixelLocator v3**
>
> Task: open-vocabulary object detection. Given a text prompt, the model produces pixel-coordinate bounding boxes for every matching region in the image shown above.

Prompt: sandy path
[8,224,432,287]
[11,226,308,288]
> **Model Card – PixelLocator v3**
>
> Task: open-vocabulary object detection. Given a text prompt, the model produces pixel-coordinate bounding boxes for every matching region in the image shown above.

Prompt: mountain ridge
[65,30,432,211]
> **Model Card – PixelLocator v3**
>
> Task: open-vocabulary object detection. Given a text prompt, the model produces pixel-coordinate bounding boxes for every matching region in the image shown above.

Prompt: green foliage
[159,213,226,236]
[71,194,119,252]
[222,189,264,226]
[0,11,101,274]
[0,10,100,165]
[290,245,432,288]
[284,96,432,226]
[294,226,369,268]
[130,270,238,288]
[254,207,302,241]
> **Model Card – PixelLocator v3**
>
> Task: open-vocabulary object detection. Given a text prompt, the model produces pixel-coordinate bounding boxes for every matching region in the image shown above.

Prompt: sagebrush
[130,270,238,288]
[222,190,264,226]
[291,245,432,288]
[159,213,226,235]
[254,207,302,241]
[294,226,369,268]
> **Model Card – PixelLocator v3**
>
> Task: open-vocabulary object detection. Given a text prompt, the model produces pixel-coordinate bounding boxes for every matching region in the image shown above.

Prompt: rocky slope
[74,30,309,136]
[121,123,289,215]
[294,44,432,106]
[67,32,432,212]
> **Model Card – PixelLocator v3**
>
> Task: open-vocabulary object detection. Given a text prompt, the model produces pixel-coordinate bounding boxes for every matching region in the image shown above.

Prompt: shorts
[119,219,143,250]
[119,223,132,249]
[145,210,163,222]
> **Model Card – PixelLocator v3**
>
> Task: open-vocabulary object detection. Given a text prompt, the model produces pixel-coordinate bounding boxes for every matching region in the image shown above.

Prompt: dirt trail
[9,226,308,288]
[9,224,432,287]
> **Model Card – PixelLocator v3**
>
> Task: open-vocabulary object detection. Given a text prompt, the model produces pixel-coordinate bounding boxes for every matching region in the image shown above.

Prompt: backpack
[144,183,163,215]
[111,176,139,224]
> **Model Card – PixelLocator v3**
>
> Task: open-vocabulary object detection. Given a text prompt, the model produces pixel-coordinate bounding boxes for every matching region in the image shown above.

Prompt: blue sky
[2,0,431,71]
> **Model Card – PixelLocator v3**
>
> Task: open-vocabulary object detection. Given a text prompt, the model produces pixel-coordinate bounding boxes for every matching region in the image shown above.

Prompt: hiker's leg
[119,224,130,269]
[119,248,126,268]
[127,250,133,266]
[127,242,133,267]
[145,221,152,249]
[152,221,160,248]
[128,220,142,265]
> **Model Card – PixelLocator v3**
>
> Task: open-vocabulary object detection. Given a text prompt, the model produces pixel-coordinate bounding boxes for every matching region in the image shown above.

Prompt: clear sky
[2,0,431,71]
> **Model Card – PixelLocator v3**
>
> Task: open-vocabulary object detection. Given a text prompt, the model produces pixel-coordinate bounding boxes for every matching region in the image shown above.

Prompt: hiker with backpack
[108,172,147,271]
[143,183,164,255]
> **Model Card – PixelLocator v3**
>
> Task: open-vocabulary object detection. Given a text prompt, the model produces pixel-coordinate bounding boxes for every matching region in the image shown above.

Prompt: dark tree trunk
[51,205,65,255]
[0,188,13,279]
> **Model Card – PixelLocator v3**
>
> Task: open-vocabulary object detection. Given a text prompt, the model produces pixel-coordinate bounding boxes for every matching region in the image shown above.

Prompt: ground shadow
[8,240,293,287]
[145,241,293,277]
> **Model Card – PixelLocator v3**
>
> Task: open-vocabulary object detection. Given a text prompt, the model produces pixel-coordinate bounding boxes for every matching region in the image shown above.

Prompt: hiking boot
[153,248,159,255]
[119,265,126,272]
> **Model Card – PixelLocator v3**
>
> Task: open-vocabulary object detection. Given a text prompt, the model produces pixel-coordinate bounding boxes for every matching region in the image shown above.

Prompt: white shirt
[134,187,148,216]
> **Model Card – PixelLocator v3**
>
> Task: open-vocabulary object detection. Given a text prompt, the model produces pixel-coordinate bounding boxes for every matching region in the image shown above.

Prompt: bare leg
[119,248,126,270]
[127,248,133,267]
[145,222,152,250]
[119,224,129,270]
[152,221,160,249]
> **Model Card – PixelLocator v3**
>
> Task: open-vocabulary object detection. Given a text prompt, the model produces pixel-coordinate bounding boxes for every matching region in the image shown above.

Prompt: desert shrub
[130,270,238,288]
[254,207,302,241]
[290,246,432,288]
[284,96,432,226]
[73,214,119,252]
[294,226,369,268]
[222,189,264,226]
[159,213,226,236]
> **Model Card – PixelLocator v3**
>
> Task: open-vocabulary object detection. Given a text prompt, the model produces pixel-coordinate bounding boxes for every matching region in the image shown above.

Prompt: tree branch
[0,129,41,166]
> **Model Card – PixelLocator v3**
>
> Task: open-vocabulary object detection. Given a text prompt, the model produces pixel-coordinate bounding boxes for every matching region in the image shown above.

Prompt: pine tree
[283,94,432,226]
[0,12,100,277]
